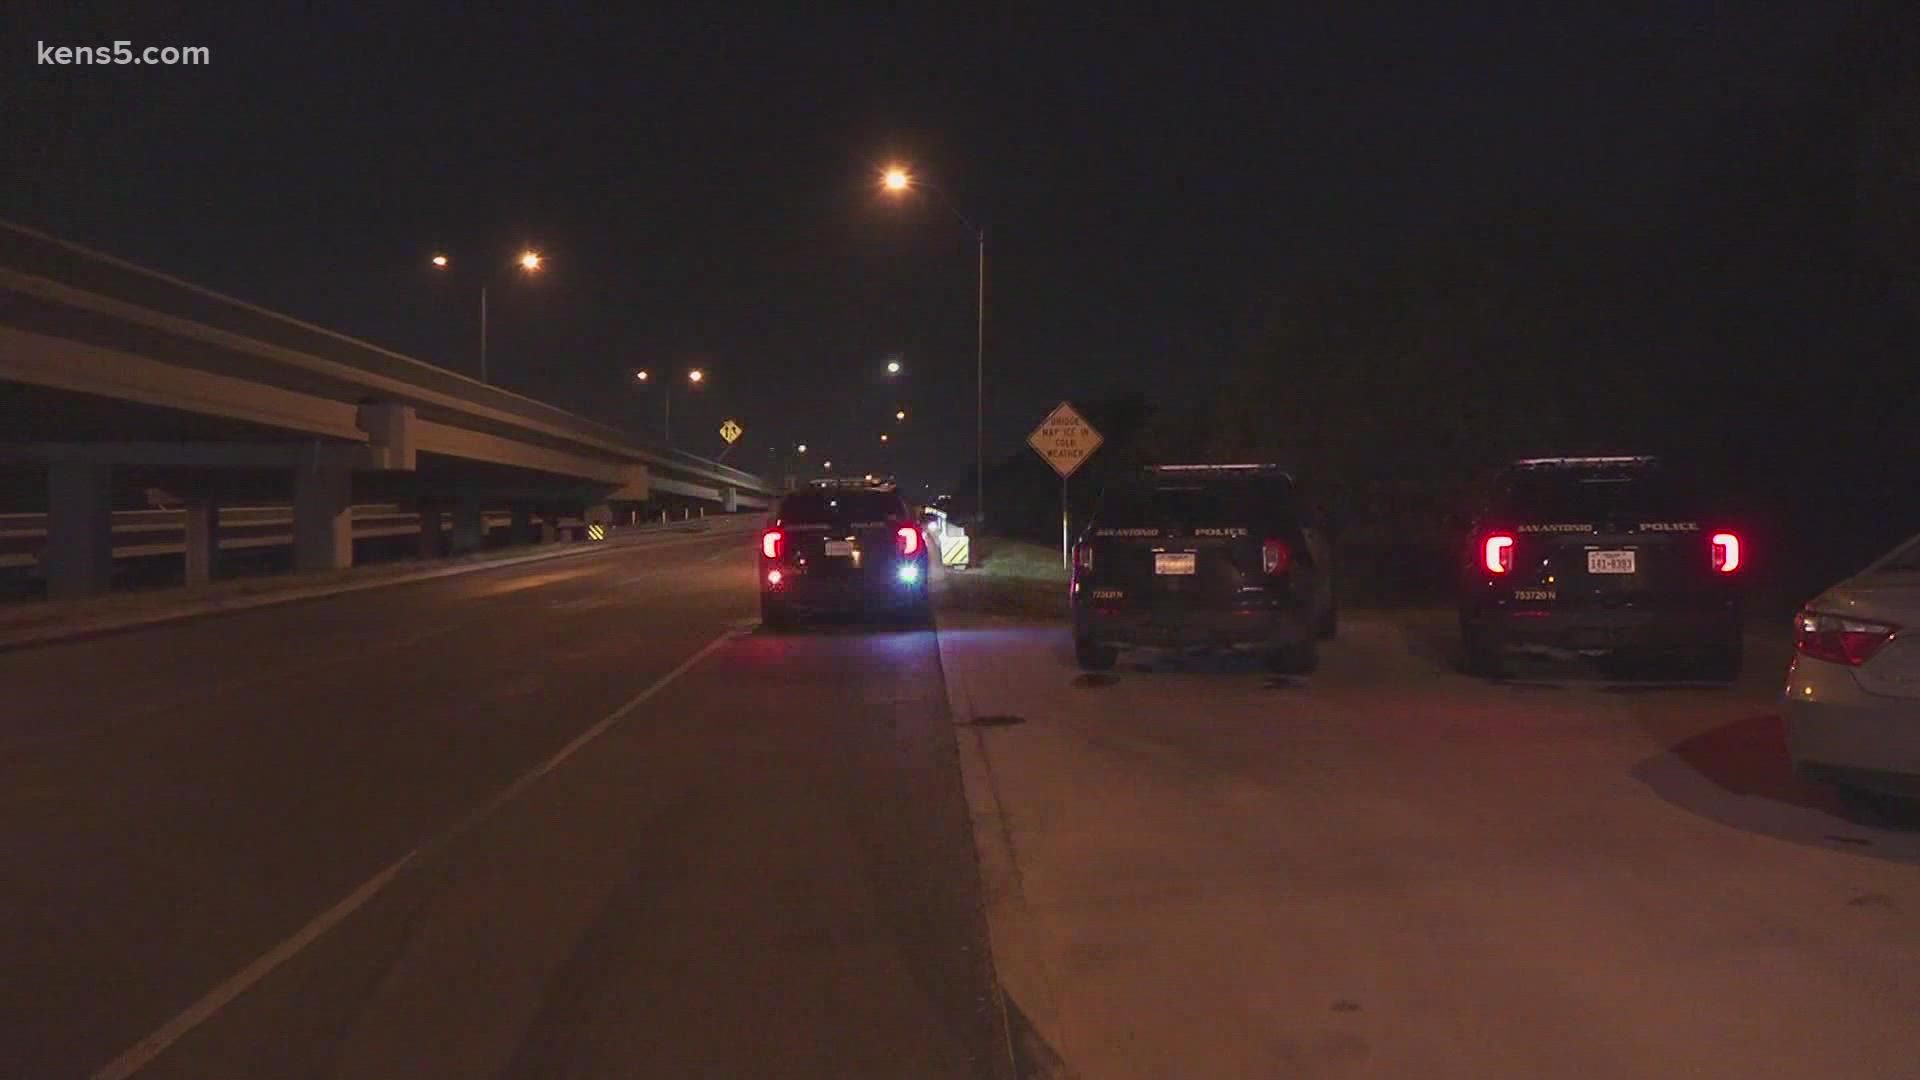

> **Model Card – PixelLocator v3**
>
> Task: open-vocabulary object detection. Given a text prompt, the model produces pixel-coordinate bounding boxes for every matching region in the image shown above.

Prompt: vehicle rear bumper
[764,570,927,614]
[1076,608,1311,650]
[1785,656,1920,793]
[1467,602,1739,654]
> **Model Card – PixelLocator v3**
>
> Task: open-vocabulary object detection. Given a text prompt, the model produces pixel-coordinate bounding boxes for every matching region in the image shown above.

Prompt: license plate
[1587,549,1636,574]
[825,540,855,557]
[1154,552,1197,576]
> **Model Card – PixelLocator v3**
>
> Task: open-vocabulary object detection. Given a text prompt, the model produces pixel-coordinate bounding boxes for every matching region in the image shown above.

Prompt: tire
[1833,783,1920,830]
[761,596,796,632]
[1460,620,1506,678]
[898,598,935,630]
[1692,630,1744,682]
[1266,638,1319,675]
[1075,637,1118,671]
[1316,602,1339,641]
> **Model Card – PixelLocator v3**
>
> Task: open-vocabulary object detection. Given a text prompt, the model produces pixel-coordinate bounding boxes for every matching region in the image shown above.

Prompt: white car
[1785,531,1920,803]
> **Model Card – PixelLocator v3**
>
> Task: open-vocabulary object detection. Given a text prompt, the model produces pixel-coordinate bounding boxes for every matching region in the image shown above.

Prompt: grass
[934,536,1070,620]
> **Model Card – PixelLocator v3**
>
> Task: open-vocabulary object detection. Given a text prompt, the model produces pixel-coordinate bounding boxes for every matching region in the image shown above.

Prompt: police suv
[1458,456,1745,678]
[1069,464,1336,673]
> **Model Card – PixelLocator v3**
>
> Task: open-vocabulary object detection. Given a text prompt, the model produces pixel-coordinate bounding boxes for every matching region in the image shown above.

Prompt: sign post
[1026,402,1104,568]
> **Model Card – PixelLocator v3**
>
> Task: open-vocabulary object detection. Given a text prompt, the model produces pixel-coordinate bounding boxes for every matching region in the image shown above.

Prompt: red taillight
[896,525,920,556]
[1073,543,1094,572]
[1711,531,1741,573]
[1796,610,1899,667]
[1262,539,1290,575]
[761,529,784,560]
[1483,533,1515,574]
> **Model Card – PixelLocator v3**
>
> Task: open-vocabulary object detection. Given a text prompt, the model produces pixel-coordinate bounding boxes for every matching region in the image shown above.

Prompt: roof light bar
[1512,455,1659,467]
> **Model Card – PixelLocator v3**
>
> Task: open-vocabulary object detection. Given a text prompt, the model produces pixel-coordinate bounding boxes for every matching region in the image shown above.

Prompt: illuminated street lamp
[885,358,903,375]
[879,162,985,526]
[429,249,544,384]
[632,367,706,446]
[796,443,808,454]
[895,409,907,422]
[879,433,890,443]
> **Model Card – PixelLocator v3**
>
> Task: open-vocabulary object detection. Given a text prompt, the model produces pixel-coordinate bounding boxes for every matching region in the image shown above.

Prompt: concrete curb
[933,608,1077,1079]
[0,518,751,653]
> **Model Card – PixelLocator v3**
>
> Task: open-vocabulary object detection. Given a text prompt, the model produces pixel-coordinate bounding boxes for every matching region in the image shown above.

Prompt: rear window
[1494,466,1701,519]
[1095,478,1295,526]
[776,492,905,523]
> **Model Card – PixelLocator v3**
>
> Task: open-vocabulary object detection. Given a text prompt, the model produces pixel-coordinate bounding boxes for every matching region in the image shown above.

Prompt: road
[941,610,1920,1079]
[0,520,1010,1079]
[11,531,1920,1080]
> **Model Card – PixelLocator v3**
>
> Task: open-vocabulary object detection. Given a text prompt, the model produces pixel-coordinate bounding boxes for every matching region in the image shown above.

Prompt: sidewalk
[0,517,749,651]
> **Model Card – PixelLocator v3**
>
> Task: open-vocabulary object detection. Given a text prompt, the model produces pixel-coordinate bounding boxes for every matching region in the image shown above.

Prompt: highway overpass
[0,220,778,598]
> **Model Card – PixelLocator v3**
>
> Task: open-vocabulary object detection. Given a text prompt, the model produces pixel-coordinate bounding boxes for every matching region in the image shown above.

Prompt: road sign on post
[719,419,743,445]
[1027,402,1103,568]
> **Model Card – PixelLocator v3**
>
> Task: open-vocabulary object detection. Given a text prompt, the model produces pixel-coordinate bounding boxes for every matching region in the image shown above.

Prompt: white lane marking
[88,626,743,1080]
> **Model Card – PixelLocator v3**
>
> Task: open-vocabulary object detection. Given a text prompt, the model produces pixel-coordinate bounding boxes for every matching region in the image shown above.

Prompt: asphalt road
[0,521,1011,1079]
[941,610,1920,1079]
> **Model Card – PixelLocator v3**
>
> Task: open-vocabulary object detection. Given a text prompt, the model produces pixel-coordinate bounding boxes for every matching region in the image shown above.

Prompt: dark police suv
[759,480,931,629]
[1457,456,1745,678]
[1069,464,1336,673]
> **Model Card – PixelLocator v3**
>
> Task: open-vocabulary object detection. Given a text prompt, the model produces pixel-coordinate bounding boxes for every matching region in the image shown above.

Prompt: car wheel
[1266,638,1319,675]
[1833,783,1920,830]
[1075,637,1118,671]
[1316,602,1339,641]
[1460,621,1506,678]
[899,597,935,629]
[1692,630,1744,682]
[761,597,795,632]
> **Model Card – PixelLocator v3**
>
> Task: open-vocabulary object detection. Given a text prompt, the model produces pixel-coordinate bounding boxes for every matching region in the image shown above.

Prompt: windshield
[777,492,905,523]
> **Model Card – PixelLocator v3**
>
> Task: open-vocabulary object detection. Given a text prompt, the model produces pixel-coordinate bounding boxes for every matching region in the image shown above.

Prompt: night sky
[2,4,1893,493]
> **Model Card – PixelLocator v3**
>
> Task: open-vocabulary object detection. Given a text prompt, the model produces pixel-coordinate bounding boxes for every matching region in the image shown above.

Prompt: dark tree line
[968,10,1918,605]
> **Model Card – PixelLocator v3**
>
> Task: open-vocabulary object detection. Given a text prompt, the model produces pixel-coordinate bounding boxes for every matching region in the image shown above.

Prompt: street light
[429,249,543,384]
[796,443,808,454]
[880,433,890,443]
[879,163,986,528]
[886,358,902,375]
[895,409,907,422]
[632,367,706,446]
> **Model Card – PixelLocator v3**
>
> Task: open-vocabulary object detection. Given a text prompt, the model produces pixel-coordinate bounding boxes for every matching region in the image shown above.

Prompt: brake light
[761,529,784,560]
[1483,533,1515,574]
[1073,543,1094,572]
[896,525,920,556]
[1711,531,1741,573]
[1795,610,1899,667]
[1262,539,1290,575]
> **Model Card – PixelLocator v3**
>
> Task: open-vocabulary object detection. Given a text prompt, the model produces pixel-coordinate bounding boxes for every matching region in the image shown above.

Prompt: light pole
[633,367,705,447]
[881,165,986,529]
[429,250,542,384]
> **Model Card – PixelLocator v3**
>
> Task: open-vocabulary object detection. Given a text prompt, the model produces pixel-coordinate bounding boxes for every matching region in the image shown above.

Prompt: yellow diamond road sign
[719,419,743,445]
[1027,402,1103,478]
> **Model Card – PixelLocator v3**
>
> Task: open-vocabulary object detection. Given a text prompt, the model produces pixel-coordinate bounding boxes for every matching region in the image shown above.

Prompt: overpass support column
[292,463,352,571]
[451,499,485,554]
[723,486,739,513]
[46,460,113,599]
[509,506,533,545]
[182,496,218,587]
[417,508,445,558]
[539,512,558,544]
